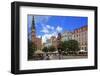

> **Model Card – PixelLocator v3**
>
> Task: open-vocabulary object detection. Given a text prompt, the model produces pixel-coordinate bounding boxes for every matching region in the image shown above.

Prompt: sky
[28,15,88,43]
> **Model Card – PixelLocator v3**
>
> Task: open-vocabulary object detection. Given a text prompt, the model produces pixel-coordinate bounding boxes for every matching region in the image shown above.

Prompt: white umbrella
[35,50,44,54]
[80,50,86,52]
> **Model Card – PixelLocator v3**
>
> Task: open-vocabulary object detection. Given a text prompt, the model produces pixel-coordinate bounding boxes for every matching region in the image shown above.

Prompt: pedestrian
[44,54,50,60]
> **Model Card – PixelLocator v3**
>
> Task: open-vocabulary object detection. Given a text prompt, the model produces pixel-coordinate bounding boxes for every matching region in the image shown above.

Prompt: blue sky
[28,15,88,43]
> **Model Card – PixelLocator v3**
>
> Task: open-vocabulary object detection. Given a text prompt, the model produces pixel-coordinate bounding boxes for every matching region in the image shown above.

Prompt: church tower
[31,16,36,43]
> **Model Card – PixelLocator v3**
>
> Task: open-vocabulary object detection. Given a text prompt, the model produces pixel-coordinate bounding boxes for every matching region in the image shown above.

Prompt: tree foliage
[42,47,49,52]
[28,40,36,59]
[42,46,56,53]
[61,40,80,52]
[48,46,56,52]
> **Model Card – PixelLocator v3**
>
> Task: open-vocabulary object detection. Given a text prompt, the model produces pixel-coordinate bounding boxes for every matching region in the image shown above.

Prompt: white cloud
[37,35,41,38]
[41,25,63,43]
[52,31,58,37]
[46,25,51,29]
[41,25,55,34]
[56,26,63,32]
[42,34,52,43]
[41,24,49,33]
[41,27,49,33]
[51,26,54,30]
[46,25,54,30]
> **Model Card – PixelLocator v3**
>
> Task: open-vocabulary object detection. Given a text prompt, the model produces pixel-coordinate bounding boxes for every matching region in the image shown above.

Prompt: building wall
[44,36,57,49]
[32,29,42,50]
[35,38,42,50]
[72,26,88,51]
[44,39,52,47]
[51,36,57,49]
[32,29,36,43]
[61,31,72,41]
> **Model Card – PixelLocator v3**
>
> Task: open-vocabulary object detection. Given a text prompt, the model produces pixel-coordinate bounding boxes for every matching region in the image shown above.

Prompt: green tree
[61,40,80,52]
[67,40,80,52]
[61,41,68,51]
[42,47,49,52]
[48,46,56,52]
[28,40,36,59]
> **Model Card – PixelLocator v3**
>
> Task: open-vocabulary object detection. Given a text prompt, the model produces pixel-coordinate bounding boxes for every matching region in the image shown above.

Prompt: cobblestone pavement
[29,55,87,61]
[46,55,88,60]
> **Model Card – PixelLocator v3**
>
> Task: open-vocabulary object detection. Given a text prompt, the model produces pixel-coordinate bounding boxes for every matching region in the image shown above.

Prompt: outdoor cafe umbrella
[52,51,58,53]
[34,50,44,54]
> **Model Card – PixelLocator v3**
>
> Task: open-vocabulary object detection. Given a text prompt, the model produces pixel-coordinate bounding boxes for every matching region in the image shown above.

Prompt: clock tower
[31,16,36,43]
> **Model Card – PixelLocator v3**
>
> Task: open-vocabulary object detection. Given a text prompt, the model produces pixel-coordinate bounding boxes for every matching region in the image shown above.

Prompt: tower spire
[31,16,36,43]
[32,16,35,30]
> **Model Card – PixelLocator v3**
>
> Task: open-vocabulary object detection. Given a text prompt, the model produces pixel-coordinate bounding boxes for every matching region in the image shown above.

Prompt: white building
[44,36,57,49]
[44,39,52,47]
[72,26,88,51]
[61,31,72,41]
